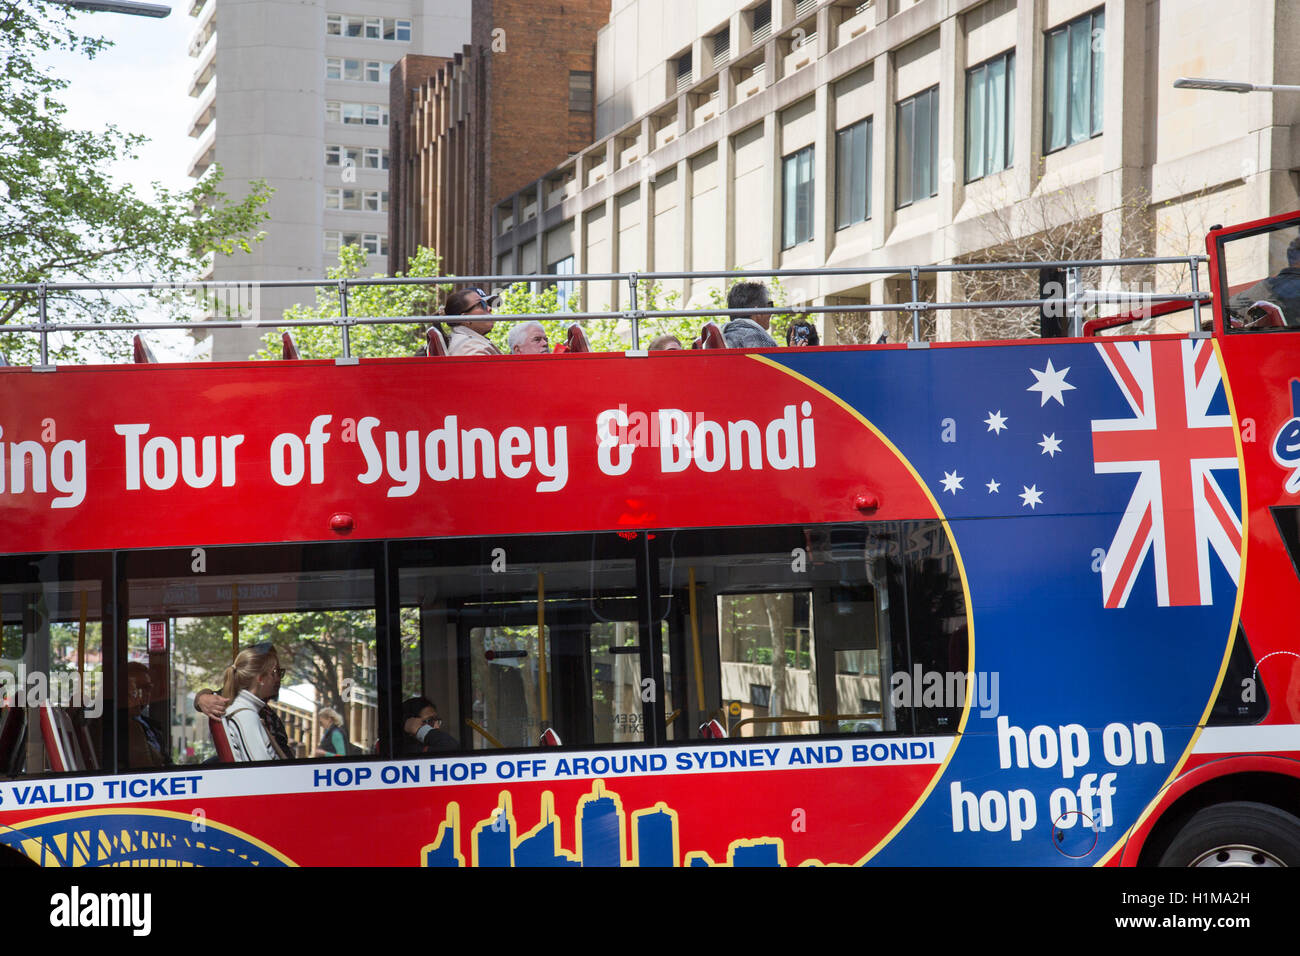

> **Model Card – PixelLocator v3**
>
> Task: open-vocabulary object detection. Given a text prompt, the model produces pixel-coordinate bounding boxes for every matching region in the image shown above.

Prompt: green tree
[272,244,799,357]
[0,1,271,363]
[255,245,450,359]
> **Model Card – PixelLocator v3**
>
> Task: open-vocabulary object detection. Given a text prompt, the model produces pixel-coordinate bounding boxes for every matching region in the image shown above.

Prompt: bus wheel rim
[1190,844,1285,867]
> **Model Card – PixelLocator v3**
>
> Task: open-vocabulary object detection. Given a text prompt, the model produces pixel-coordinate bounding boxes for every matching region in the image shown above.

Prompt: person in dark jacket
[314,707,348,757]
[401,696,460,755]
[1229,234,1300,326]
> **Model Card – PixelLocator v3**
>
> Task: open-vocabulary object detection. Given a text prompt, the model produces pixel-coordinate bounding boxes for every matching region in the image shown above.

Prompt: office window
[713,26,730,66]
[782,145,814,249]
[327,14,409,41]
[1044,8,1104,152]
[835,117,871,229]
[966,51,1014,182]
[327,102,388,126]
[752,2,772,43]
[569,71,593,112]
[896,86,938,208]
[326,144,372,167]
[325,231,386,256]
[325,188,387,212]
[549,256,576,312]
[326,58,389,83]
[675,53,693,93]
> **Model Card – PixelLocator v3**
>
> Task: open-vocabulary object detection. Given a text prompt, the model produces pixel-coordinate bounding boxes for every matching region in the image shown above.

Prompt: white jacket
[446,326,501,356]
[222,690,278,762]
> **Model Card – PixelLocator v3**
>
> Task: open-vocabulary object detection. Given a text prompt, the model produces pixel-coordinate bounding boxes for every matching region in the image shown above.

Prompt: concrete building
[473,0,1300,344]
[389,0,611,278]
[185,0,471,359]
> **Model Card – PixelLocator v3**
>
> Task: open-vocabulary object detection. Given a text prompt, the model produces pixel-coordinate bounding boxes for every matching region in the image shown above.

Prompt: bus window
[0,555,107,776]
[1220,215,1300,331]
[658,521,967,740]
[717,592,822,737]
[122,544,380,767]
[395,532,647,752]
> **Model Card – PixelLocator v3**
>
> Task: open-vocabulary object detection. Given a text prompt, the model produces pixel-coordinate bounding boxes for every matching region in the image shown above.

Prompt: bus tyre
[1159,802,1300,867]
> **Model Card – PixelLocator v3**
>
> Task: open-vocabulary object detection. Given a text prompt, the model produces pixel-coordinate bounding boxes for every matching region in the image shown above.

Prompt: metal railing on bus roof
[0,255,1211,366]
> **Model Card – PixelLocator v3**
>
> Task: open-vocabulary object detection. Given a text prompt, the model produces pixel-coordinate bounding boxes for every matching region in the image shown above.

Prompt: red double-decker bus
[1,209,1298,867]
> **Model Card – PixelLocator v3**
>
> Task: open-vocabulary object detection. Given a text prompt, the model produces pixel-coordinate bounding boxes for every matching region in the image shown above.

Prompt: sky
[37,3,206,358]
[41,3,196,196]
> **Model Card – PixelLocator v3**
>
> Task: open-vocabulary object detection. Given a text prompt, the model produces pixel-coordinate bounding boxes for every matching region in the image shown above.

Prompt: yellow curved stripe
[747,353,976,864]
[3,806,297,867]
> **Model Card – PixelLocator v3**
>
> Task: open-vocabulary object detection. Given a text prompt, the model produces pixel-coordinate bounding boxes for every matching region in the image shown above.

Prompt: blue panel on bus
[775,340,1240,864]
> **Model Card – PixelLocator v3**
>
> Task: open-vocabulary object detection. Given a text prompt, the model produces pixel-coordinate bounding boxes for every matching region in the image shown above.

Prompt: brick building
[389,0,611,277]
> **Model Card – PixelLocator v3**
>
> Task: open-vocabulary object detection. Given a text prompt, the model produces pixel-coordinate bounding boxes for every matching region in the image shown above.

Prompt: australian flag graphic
[776,338,1242,864]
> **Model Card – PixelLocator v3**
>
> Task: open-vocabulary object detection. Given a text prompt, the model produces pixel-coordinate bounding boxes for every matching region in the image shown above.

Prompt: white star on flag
[984,410,1008,434]
[1039,433,1063,457]
[941,470,964,494]
[986,479,1001,493]
[1027,359,1076,407]
[1019,484,1044,509]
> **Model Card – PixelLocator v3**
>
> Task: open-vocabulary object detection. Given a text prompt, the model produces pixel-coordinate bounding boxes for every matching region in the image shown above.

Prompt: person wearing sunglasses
[721,281,778,348]
[218,642,292,762]
[785,319,819,347]
[400,696,460,755]
[443,287,503,356]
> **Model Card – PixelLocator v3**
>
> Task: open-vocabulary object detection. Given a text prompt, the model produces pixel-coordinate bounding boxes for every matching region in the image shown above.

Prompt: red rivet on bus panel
[854,493,880,513]
[329,513,354,533]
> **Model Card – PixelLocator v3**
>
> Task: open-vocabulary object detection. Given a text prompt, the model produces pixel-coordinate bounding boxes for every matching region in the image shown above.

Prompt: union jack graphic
[1091,340,1241,608]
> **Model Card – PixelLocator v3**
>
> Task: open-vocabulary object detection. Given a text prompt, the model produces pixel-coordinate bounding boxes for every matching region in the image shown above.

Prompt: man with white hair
[508,321,550,354]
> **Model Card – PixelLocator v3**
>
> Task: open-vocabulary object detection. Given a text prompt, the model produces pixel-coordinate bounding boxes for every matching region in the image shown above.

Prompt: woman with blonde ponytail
[220,642,290,762]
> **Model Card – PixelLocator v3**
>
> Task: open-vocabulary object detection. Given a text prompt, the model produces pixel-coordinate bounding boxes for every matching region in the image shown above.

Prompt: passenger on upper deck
[648,334,683,350]
[401,696,460,755]
[786,319,819,347]
[1229,234,1300,326]
[218,643,292,762]
[508,320,550,354]
[722,282,778,348]
[443,288,503,355]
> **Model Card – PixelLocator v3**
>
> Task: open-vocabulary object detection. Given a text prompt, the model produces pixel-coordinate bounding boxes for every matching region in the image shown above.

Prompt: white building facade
[491,0,1300,343]
[186,0,470,359]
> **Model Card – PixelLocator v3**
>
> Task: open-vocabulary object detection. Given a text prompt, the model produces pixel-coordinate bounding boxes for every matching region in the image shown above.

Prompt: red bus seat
[426,327,448,356]
[1247,300,1287,328]
[132,334,158,364]
[699,718,728,739]
[39,702,84,772]
[77,721,99,771]
[208,717,235,763]
[281,331,301,360]
[692,322,726,349]
[539,727,562,746]
[0,706,25,775]
[564,324,590,353]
